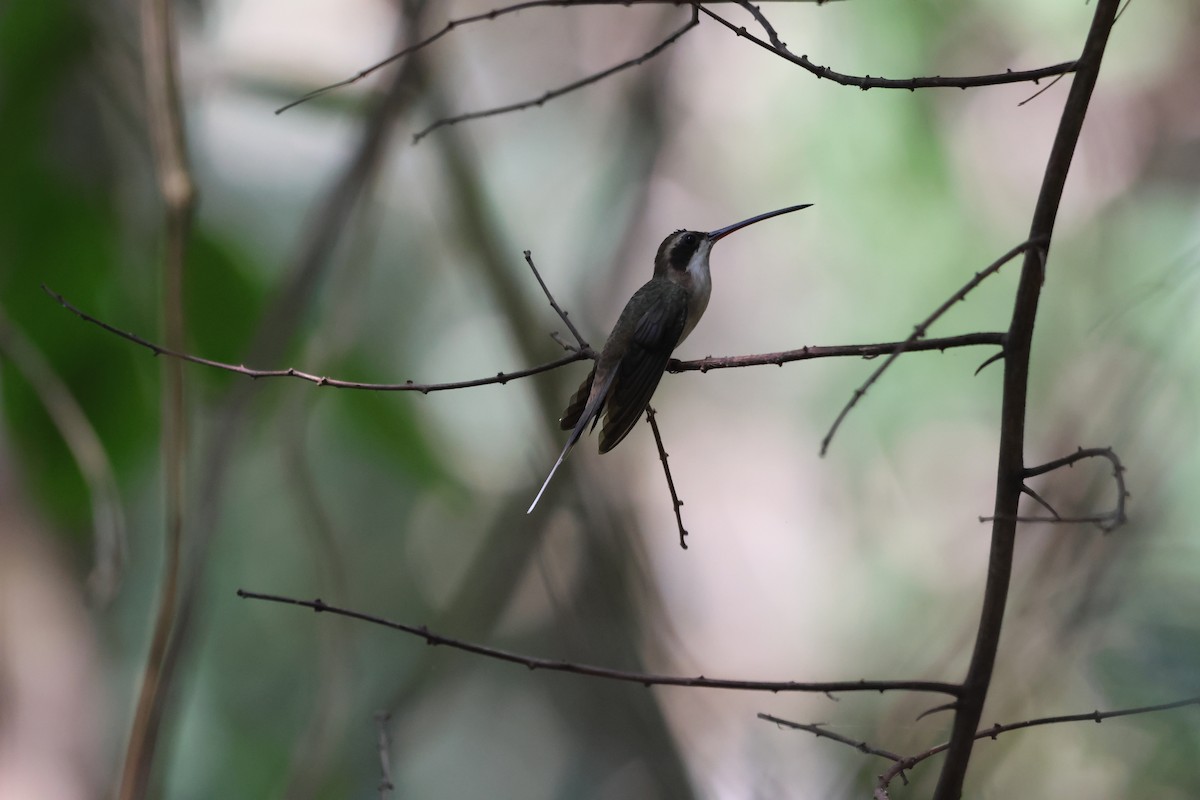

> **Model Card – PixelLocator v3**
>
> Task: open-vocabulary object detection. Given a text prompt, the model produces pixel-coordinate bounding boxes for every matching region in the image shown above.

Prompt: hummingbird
[527,203,812,513]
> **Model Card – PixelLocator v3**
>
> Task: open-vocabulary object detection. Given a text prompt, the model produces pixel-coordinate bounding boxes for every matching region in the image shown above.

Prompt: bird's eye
[668,231,703,270]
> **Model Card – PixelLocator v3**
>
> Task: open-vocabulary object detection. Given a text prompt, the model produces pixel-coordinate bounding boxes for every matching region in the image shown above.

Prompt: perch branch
[669,332,1004,374]
[237,590,961,696]
[43,284,594,392]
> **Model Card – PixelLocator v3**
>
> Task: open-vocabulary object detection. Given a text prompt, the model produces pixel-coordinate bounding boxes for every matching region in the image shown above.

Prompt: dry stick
[697,3,1078,90]
[43,284,591,392]
[237,590,961,696]
[119,0,195,796]
[1018,72,1068,107]
[981,446,1128,531]
[645,406,689,550]
[877,695,1200,798]
[934,2,1121,798]
[411,6,699,142]
[760,696,1200,799]
[820,240,1038,457]
[524,250,590,350]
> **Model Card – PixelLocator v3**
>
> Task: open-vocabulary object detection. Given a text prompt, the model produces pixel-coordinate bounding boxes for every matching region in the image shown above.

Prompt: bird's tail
[528,371,612,513]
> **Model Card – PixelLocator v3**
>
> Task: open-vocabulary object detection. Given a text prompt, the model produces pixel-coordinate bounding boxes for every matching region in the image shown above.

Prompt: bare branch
[880,695,1200,796]
[645,406,688,549]
[821,240,1040,457]
[276,0,572,114]
[757,713,904,762]
[237,590,962,696]
[524,250,589,350]
[412,7,699,143]
[669,333,1004,374]
[699,4,1078,90]
[936,3,1122,796]
[981,446,1128,531]
[44,284,594,393]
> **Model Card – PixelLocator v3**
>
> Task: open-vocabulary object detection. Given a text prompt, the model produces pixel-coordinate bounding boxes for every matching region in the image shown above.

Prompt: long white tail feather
[527,370,613,513]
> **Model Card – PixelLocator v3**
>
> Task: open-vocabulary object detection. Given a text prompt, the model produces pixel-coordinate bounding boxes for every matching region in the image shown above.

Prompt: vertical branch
[119,0,195,796]
[138,6,430,797]
[932,2,1120,798]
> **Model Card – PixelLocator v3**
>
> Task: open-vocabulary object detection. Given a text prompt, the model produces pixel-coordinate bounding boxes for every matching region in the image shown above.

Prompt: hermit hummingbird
[528,203,812,513]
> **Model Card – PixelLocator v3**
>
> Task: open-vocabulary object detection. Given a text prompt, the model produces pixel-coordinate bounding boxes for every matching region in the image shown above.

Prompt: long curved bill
[708,203,812,242]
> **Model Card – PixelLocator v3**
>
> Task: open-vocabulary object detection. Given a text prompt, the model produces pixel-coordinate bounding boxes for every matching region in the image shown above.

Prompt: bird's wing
[558,366,596,431]
[598,287,688,453]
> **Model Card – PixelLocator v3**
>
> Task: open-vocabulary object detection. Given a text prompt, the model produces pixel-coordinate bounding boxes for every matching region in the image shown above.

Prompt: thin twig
[879,695,1200,796]
[412,7,698,142]
[669,332,1005,374]
[275,0,666,113]
[524,250,589,349]
[757,714,904,762]
[43,284,593,393]
[981,446,1128,531]
[821,241,1040,457]
[1019,484,1062,520]
[698,4,1078,90]
[645,406,688,549]
[1018,72,1068,107]
[237,590,961,696]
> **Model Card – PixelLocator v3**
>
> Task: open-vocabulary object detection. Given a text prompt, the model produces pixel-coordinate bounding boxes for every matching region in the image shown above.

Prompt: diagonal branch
[699,3,1078,90]
[757,713,904,762]
[44,284,593,393]
[879,695,1200,797]
[237,590,962,696]
[412,7,698,142]
[274,1,827,114]
[524,250,590,350]
[821,240,1040,457]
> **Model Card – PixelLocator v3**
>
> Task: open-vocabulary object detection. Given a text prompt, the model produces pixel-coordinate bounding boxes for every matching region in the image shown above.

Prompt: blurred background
[1,0,1198,797]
